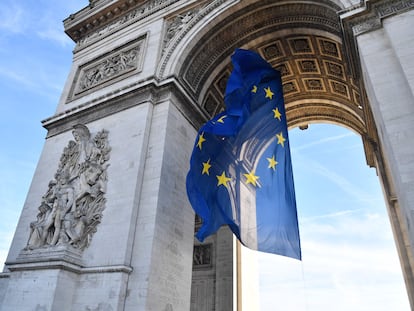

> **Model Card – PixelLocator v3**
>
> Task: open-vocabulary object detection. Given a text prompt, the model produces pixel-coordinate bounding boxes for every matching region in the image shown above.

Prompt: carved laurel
[25,125,111,251]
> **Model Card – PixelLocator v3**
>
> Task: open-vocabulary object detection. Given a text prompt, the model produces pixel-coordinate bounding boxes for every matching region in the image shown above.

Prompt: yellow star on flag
[276,132,286,147]
[273,107,282,121]
[202,159,212,175]
[267,155,278,171]
[251,85,258,93]
[197,132,206,150]
[243,170,259,187]
[217,171,231,187]
[217,115,227,123]
[264,86,274,99]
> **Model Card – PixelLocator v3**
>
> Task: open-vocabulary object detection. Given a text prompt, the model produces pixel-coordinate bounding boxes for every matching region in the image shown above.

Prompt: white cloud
[257,211,409,311]
[294,153,381,205]
[0,67,38,89]
[0,3,77,47]
[0,52,70,103]
[37,28,74,47]
[35,8,77,47]
[0,4,27,34]
[292,132,354,152]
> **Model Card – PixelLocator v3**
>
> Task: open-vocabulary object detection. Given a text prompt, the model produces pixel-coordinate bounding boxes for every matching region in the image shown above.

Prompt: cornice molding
[64,0,142,41]
[7,260,133,275]
[64,0,181,51]
[42,77,204,137]
[341,0,414,36]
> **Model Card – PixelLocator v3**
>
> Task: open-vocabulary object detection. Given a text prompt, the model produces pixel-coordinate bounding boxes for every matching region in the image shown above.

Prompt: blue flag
[186,49,301,260]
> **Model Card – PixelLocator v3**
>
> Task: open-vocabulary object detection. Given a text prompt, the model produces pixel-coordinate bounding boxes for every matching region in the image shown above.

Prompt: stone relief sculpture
[75,0,180,49]
[193,244,212,267]
[25,124,110,251]
[163,8,202,52]
[77,45,140,93]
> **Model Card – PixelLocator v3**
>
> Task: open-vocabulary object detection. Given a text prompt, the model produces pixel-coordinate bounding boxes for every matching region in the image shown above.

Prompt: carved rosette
[25,124,111,251]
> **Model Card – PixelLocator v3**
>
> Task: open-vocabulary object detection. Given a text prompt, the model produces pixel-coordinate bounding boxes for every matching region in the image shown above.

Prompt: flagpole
[236,239,242,311]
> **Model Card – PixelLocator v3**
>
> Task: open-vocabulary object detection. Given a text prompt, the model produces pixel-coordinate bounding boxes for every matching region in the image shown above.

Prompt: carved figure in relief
[25,202,55,249]
[51,173,76,245]
[193,245,211,266]
[77,47,139,93]
[24,124,111,251]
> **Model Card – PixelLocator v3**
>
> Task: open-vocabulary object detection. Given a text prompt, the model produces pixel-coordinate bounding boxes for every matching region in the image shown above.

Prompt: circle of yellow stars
[195,84,287,188]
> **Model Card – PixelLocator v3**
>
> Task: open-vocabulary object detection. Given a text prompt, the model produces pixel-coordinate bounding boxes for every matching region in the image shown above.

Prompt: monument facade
[1,0,414,310]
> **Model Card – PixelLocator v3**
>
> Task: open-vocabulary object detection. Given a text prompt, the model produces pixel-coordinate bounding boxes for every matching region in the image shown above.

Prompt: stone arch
[160,0,413,303]
[163,1,414,305]
[157,0,412,300]
[160,0,369,139]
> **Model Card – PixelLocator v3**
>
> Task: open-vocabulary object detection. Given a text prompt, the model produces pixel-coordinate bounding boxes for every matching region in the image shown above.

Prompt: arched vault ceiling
[176,1,366,134]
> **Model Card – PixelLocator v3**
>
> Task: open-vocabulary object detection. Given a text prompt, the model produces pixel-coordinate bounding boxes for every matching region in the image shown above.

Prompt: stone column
[341,2,414,307]
[0,85,196,310]
[121,93,196,311]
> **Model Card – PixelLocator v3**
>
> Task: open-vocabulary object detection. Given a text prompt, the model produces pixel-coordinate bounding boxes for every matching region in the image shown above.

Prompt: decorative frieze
[351,16,382,35]
[69,37,145,100]
[24,124,111,251]
[377,0,414,16]
[74,0,180,50]
[344,0,414,36]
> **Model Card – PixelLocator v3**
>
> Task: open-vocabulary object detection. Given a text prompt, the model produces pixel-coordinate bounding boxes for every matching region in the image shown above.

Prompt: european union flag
[186,49,301,260]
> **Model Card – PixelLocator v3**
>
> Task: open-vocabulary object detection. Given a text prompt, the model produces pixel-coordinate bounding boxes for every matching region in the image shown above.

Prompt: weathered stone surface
[1,1,414,310]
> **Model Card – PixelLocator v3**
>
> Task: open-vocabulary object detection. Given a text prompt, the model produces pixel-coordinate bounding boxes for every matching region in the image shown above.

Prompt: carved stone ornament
[157,0,232,78]
[25,125,111,251]
[346,0,414,36]
[68,37,145,101]
[76,44,141,93]
[75,0,180,50]
[193,244,212,268]
[162,5,205,54]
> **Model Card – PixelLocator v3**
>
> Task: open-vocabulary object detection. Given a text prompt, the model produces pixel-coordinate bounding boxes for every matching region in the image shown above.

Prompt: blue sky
[0,1,410,310]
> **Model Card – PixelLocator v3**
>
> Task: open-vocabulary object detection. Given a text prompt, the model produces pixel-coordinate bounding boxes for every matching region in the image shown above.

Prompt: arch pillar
[341,1,414,308]
[0,0,413,310]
